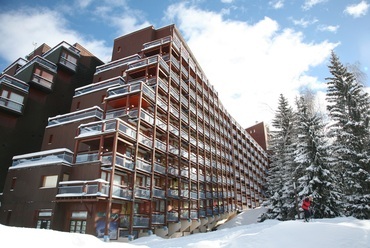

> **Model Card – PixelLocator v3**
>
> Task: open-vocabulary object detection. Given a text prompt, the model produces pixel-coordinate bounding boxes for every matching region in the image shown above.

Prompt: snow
[1,208,369,248]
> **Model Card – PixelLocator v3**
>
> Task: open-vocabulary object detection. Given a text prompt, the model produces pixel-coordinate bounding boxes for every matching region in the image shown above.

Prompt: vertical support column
[104,127,118,241]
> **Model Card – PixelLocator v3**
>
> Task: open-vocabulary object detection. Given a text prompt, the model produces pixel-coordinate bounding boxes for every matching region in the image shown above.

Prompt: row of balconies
[56,180,246,205]
[76,118,267,177]
[127,108,256,165]
[96,77,260,162]
[91,151,234,181]
[76,153,262,185]
[74,149,259,190]
[77,109,231,159]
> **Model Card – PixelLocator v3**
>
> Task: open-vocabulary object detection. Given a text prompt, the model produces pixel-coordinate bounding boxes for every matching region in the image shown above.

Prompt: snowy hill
[1,209,369,248]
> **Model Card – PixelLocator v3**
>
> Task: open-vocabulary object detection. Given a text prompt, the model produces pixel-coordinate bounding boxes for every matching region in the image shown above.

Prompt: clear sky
[0,0,369,128]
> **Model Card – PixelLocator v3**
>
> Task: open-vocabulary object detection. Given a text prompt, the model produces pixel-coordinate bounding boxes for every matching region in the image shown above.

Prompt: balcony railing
[0,74,29,92]
[59,56,77,71]
[167,165,179,176]
[157,77,168,92]
[167,189,179,198]
[170,57,180,70]
[142,36,171,50]
[105,108,128,120]
[128,108,154,125]
[101,154,134,170]
[190,210,198,219]
[136,159,152,173]
[168,145,179,156]
[78,119,137,140]
[57,179,109,197]
[75,77,125,96]
[153,162,166,174]
[31,74,53,90]
[127,55,162,71]
[75,152,99,163]
[151,213,165,224]
[152,188,165,198]
[167,212,178,221]
[180,210,189,219]
[170,71,180,85]
[106,81,141,98]
[112,186,132,200]
[12,148,73,167]
[155,118,167,131]
[134,188,150,199]
[138,133,153,147]
[133,215,150,228]
[190,191,198,200]
[155,139,167,152]
[0,96,24,113]
[48,106,103,126]
[95,55,140,74]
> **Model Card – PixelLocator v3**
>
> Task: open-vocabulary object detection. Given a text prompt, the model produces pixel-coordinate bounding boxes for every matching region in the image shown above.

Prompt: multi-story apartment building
[0,42,103,191]
[0,25,269,241]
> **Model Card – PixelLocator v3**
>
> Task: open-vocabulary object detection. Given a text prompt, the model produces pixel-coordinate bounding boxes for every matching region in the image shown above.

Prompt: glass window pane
[43,175,58,187]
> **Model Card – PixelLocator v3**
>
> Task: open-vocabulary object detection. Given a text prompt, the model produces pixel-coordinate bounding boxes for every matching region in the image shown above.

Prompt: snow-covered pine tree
[262,94,297,220]
[325,51,370,219]
[293,96,342,219]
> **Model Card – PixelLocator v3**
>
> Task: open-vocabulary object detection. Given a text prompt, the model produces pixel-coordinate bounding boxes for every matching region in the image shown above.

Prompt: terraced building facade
[0,25,268,241]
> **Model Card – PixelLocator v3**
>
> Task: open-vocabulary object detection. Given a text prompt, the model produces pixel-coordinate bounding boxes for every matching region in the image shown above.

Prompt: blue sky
[0,0,369,127]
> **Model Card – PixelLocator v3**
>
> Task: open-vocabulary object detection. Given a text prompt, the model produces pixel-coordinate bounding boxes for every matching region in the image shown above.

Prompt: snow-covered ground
[1,208,369,248]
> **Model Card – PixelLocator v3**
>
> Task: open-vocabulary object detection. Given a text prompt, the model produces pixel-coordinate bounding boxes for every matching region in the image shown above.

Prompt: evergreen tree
[293,96,342,218]
[325,51,370,219]
[262,94,297,220]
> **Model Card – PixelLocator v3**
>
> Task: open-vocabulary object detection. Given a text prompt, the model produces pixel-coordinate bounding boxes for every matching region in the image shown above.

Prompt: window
[154,200,165,212]
[61,51,77,65]
[114,173,129,187]
[36,210,52,229]
[70,211,87,233]
[42,175,58,188]
[101,171,109,181]
[48,134,53,144]
[10,177,17,190]
[62,174,69,181]
[35,68,54,81]
[136,175,151,187]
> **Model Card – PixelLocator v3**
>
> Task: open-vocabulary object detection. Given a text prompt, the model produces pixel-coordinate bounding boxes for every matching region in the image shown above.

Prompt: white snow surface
[1,207,369,248]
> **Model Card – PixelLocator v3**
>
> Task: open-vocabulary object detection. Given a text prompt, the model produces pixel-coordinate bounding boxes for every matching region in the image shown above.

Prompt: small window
[76,101,80,110]
[117,46,121,52]
[48,134,53,144]
[62,174,69,181]
[10,177,17,190]
[42,175,58,188]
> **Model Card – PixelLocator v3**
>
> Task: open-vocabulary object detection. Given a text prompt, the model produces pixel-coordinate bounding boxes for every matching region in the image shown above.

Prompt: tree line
[261,51,370,220]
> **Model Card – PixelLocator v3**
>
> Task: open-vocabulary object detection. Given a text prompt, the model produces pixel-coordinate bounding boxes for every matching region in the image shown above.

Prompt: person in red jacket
[302,196,313,222]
